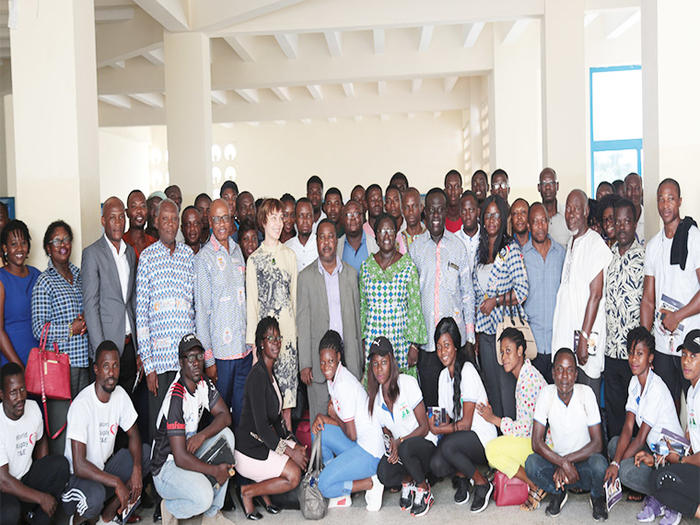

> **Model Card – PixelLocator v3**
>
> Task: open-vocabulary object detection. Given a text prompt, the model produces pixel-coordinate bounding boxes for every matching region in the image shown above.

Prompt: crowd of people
[0,167,699,525]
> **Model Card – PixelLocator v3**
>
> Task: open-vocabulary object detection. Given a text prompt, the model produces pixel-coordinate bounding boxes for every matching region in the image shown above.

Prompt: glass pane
[592,69,642,142]
[593,149,638,189]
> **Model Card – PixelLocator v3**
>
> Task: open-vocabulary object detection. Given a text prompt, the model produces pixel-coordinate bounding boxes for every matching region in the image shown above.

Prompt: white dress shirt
[105,234,131,336]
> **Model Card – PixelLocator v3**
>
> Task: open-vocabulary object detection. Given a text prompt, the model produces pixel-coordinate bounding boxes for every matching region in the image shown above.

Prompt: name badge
[448,262,459,271]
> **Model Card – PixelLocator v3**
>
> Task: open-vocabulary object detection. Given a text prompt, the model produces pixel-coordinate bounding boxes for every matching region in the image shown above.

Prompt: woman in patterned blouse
[360,213,427,375]
[477,327,548,511]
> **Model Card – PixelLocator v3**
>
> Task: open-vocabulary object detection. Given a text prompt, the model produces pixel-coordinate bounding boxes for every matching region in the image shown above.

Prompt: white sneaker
[365,475,384,511]
[328,495,352,508]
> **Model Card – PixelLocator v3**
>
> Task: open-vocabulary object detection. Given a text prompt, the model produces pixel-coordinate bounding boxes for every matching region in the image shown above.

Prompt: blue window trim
[589,65,642,195]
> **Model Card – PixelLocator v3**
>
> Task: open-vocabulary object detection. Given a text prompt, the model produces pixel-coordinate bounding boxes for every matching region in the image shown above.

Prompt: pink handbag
[493,470,529,506]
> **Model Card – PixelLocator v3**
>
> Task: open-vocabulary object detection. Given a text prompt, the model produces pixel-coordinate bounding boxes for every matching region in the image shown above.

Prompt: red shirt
[445,216,463,233]
[123,230,157,260]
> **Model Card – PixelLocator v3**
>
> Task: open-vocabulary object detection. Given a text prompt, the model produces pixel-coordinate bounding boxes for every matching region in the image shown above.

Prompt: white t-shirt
[454,225,480,272]
[534,384,601,456]
[0,400,43,479]
[327,364,384,458]
[373,374,437,445]
[284,234,318,273]
[644,226,700,356]
[551,229,612,378]
[65,384,138,473]
[437,362,497,446]
[625,369,683,449]
[687,382,700,453]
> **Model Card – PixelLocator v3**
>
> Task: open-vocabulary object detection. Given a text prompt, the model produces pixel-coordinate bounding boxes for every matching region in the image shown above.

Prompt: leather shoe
[245,511,263,521]
[253,497,280,514]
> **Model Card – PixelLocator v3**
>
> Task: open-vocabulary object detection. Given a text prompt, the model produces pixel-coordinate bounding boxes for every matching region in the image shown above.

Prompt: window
[589,65,642,194]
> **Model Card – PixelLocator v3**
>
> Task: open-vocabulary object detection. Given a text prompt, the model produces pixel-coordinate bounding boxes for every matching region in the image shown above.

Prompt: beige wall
[99,127,151,202]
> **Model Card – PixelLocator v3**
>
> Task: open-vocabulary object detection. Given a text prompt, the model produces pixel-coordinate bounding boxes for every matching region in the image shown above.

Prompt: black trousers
[430,430,486,480]
[0,455,70,525]
[417,350,442,407]
[376,437,436,487]
[147,371,178,442]
[604,356,633,439]
[531,353,552,384]
[478,333,516,419]
[653,464,700,517]
[653,352,689,407]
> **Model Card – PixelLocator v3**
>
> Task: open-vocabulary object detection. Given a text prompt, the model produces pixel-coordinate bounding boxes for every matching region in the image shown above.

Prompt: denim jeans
[315,424,380,498]
[153,427,235,519]
[607,436,653,495]
[216,354,252,427]
[525,452,608,498]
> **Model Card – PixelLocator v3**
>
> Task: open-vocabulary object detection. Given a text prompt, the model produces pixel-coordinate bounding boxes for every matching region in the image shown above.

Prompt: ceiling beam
[274,33,299,58]
[129,92,164,108]
[99,94,132,109]
[323,31,342,57]
[143,47,164,65]
[306,84,323,100]
[189,0,305,33]
[132,0,189,32]
[270,86,291,100]
[583,12,599,27]
[501,19,532,44]
[418,25,434,52]
[463,21,485,47]
[342,82,355,97]
[95,7,135,23]
[372,29,385,54]
[234,88,260,103]
[411,78,422,92]
[95,7,163,67]
[606,10,640,39]
[211,90,228,104]
[224,36,255,61]
[377,80,386,96]
[443,76,458,92]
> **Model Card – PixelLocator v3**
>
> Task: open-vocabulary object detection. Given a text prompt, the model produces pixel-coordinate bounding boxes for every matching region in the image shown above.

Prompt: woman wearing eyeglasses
[30,220,89,454]
[235,317,308,520]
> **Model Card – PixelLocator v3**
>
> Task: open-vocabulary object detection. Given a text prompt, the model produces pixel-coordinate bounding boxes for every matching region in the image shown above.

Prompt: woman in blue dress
[0,220,40,366]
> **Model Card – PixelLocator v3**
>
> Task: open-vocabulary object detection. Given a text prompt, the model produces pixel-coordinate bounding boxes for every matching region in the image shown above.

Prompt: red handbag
[493,470,529,506]
[25,323,72,438]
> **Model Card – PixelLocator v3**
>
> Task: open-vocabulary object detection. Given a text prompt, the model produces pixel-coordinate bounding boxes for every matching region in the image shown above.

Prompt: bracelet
[610,461,619,468]
[274,439,288,456]
[68,322,73,338]
[580,330,589,340]
[496,295,501,306]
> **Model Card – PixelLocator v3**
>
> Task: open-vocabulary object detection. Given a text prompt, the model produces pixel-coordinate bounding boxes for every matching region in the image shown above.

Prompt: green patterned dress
[359,254,427,373]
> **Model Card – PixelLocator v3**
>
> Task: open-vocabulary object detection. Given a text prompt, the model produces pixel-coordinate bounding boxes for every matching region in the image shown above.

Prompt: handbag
[298,434,328,520]
[495,301,538,364]
[25,323,71,438]
[493,470,529,506]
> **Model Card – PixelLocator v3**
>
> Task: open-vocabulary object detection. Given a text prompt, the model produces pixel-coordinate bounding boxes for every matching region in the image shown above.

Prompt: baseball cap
[677,329,700,354]
[178,333,204,357]
[367,336,394,358]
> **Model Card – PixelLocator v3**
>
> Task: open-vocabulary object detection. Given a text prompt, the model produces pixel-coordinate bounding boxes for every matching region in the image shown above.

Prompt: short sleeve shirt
[327,364,384,458]
[437,362,497,446]
[151,373,221,476]
[625,370,683,449]
[0,400,43,478]
[65,384,137,472]
[373,374,437,445]
[687,382,700,453]
[533,384,600,456]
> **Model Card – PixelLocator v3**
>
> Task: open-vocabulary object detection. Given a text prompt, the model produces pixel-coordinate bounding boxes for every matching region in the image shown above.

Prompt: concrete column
[641,0,700,239]
[8,0,100,267]
[467,77,485,174]
[164,32,213,205]
[542,0,587,200]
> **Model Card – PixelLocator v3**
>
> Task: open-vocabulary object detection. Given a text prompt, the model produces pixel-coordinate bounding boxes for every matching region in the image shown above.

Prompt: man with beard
[61,341,149,524]
[551,190,612,406]
[285,198,317,273]
[510,198,530,248]
[537,168,570,247]
[338,200,378,273]
[471,170,489,206]
[0,363,70,525]
[123,190,156,260]
[181,206,203,255]
[444,170,463,233]
[323,188,344,237]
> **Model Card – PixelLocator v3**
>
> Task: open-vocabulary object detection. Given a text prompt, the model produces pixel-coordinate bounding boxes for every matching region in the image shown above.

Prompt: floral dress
[245,242,298,408]
[359,254,427,371]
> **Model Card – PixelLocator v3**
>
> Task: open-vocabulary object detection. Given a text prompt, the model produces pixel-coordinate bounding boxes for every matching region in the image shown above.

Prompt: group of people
[0,166,698,525]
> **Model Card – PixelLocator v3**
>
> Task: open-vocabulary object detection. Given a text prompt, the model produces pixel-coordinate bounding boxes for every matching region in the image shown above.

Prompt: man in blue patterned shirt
[194,199,250,427]
[136,198,195,442]
[408,188,475,406]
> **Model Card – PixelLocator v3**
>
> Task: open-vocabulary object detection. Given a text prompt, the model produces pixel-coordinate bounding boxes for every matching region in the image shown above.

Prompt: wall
[98,127,151,202]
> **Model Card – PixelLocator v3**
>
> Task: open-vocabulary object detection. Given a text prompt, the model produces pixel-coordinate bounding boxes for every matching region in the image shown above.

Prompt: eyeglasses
[211,215,231,225]
[378,228,396,235]
[184,353,204,364]
[345,212,361,219]
[49,236,71,247]
[265,335,282,343]
[539,180,557,188]
[492,183,509,190]
[484,212,501,221]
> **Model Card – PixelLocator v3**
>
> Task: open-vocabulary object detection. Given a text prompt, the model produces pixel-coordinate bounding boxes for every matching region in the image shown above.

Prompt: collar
[345,231,366,246]
[103,234,126,257]
[613,238,643,257]
[329,363,344,387]
[209,235,234,254]
[318,256,343,276]
[47,257,78,277]
[461,223,480,239]
[523,235,555,254]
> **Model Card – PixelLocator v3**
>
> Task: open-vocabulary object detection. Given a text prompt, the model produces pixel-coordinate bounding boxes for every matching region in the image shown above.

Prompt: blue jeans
[153,428,235,519]
[216,354,252,427]
[316,424,380,498]
[525,452,608,498]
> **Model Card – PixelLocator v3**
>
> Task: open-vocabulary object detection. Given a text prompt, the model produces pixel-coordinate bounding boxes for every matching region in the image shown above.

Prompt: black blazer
[235,359,288,460]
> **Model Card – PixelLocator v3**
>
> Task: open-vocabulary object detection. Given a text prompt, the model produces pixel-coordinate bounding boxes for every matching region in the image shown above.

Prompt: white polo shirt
[65,383,137,473]
[534,384,601,456]
[327,364,384,458]
[644,226,700,356]
[625,369,683,449]
[0,400,43,479]
[437,362,497,447]
[373,374,437,445]
[687,382,700,453]
[284,234,318,273]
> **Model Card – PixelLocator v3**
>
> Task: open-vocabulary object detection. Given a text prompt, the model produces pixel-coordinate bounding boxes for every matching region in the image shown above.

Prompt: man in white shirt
[454,190,480,270]
[307,176,327,234]
[0,364,70,525]
[551,190,612,405]
[81,197,138,392]
[525,348,608,520]
[285,198,317,272]
[641,178,700,406]
[61,341,150,524]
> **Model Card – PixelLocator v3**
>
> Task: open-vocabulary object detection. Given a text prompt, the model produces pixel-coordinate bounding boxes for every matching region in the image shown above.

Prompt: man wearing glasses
[194,199,250,427]
[537,167,571,247]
